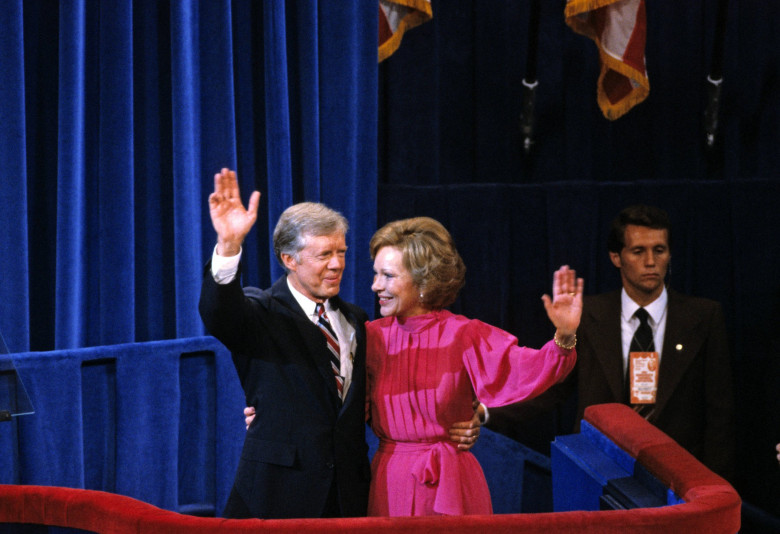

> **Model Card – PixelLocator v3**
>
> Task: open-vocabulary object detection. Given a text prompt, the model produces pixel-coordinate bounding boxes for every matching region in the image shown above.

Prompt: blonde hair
[370,217,465,309]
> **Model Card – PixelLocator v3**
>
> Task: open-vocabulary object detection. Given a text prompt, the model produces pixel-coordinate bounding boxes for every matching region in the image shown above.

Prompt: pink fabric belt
[378,439,466,515]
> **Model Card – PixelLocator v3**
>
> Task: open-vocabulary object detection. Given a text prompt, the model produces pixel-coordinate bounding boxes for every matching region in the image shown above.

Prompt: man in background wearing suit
[200,168,479,519]
[487,205,736,481]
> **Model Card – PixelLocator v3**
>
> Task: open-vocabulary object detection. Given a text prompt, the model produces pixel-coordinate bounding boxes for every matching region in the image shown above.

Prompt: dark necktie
[630,307,654,353]
[626,307,655,417]
[315,303,344,400]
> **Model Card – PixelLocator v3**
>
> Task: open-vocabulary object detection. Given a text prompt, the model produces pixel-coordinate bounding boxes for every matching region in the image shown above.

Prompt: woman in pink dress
[367,217,582,517]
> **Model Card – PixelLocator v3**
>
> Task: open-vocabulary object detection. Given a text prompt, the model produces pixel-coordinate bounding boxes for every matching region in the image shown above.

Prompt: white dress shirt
[620,287,669,375]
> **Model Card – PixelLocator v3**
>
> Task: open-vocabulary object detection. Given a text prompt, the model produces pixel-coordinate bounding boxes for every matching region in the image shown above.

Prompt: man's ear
[609,251,622,269]
[281,253,297,272]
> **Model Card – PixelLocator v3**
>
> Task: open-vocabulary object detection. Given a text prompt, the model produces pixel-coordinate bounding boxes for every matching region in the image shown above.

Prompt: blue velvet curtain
[0,0,377,354]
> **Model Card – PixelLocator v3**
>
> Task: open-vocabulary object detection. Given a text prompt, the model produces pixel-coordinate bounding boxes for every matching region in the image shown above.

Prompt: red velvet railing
[0,404,741,534]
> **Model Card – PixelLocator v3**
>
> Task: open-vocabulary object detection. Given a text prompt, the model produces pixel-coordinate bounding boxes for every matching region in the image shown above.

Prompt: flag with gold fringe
[565,0,650,120]
[378,0,432,62]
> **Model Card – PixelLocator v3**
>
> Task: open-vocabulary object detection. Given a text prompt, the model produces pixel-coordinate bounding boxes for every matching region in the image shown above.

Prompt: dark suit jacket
[488,288,736,480]
[199,265,370,519]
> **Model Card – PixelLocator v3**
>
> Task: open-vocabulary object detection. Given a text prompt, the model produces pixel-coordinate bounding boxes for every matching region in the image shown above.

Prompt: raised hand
[208,168,261,256]
[541,265,584,339]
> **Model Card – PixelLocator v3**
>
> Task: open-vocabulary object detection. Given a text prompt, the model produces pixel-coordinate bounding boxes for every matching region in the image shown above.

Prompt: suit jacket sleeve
[484,353,578,442]
[199,261,261,382]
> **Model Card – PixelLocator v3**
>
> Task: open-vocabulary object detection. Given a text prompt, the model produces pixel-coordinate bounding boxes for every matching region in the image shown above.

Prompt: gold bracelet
[554,332,576,350]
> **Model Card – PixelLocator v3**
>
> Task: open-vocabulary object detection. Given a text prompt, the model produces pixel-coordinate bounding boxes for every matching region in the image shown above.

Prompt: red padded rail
[0,403,741,534]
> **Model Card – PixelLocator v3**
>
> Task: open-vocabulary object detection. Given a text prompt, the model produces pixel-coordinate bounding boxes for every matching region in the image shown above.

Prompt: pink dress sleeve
[460,318,576,407]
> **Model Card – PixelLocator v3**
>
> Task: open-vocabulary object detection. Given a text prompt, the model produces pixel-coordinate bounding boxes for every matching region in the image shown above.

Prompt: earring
[419,292,424,302]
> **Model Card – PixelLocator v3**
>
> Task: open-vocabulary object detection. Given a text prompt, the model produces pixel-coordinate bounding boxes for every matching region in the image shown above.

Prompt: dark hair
[273,202,348,271]
[607,205,672,254]
[369,217,466,310]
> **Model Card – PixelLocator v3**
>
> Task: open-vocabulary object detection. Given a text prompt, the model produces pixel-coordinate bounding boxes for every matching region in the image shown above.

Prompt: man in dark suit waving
[200,168,479,519]
[487,205,735,481]
[200,168,369,519]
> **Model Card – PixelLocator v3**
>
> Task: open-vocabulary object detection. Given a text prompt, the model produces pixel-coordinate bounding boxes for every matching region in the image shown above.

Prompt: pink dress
[365,310,576,517]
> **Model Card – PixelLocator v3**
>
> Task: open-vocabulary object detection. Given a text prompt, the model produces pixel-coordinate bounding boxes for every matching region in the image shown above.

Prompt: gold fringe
[565,0,618,18]
[565,0,650,120]
[379,9,432,63]
[597,67,650,120]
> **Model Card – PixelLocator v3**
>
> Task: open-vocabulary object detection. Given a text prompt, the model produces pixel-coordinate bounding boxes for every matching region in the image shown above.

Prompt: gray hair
[272,202,348,270]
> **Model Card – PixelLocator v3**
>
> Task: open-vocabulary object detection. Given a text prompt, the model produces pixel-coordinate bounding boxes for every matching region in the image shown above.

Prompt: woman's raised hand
[541,265,584,339]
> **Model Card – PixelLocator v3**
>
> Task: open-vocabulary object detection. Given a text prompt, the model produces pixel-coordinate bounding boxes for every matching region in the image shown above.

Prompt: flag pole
[520,0,542,154]
[704,0,729,149]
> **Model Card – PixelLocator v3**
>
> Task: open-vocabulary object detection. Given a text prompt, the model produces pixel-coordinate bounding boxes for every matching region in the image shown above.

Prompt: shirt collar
[286,276,334,318]
[621,286,668,325]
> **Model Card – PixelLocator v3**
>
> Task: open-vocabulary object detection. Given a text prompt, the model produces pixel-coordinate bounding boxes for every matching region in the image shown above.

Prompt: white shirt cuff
[211,245,241,284]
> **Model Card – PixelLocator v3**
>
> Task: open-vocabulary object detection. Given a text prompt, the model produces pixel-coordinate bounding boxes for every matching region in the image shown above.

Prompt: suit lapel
[270,277,343,409]
[588,291,626,401]
[655,289,701,415]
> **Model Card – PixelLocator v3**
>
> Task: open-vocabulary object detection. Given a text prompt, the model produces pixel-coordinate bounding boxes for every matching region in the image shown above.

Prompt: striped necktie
[315,303,343,400]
